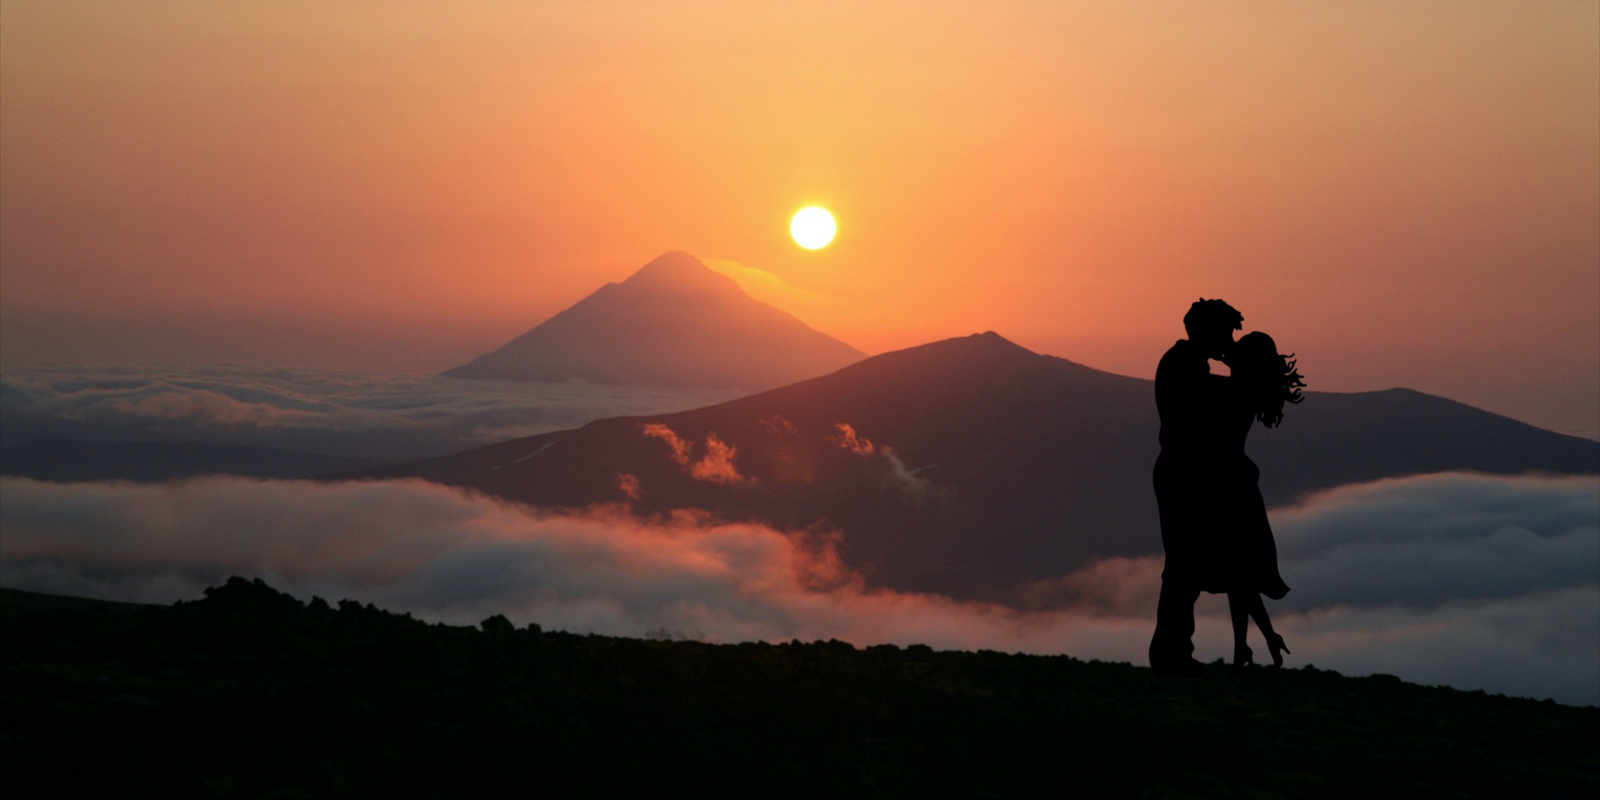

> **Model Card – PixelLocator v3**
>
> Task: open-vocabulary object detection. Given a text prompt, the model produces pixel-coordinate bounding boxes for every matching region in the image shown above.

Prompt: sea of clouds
[3,471,1594,705]
[0,363,742,460]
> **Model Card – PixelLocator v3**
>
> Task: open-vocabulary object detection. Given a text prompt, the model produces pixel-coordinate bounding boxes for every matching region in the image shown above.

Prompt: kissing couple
[1149,298,1306,677]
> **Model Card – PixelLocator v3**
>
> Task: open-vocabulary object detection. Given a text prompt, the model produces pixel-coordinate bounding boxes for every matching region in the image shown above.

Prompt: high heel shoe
[1229,644,1254,676]
[1265,633,1290,668]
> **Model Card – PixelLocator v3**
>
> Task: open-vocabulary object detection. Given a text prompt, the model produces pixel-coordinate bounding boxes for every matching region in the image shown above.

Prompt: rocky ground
[3,579,1595,799]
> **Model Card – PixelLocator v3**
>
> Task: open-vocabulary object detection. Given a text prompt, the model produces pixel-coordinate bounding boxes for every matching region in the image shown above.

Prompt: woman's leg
[1241,592,1290,667]
[1227,591,1253,671]
[1242,592,1273,639]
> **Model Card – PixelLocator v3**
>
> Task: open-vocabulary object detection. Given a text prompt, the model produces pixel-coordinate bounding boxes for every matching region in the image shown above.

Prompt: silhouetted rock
[194,576,305,616]
[444,251,865,390]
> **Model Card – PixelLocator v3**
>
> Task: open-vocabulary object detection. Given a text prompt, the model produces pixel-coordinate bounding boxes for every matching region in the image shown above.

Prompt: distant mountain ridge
[445,251,866,390]
[369,332,1600,601]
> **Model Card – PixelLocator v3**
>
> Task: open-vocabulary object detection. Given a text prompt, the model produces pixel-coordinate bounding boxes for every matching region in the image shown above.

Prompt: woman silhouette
[1219,331,1304,671]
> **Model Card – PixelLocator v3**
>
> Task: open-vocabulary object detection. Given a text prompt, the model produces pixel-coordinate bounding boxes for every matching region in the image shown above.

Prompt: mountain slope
[445,251,866,390]
[372,333,1600,601]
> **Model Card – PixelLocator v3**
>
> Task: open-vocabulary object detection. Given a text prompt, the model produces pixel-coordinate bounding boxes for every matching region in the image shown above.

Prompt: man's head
[1183,298,1242,359]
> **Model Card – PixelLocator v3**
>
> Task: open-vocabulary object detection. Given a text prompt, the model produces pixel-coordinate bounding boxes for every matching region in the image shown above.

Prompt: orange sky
[2,1,1596,436]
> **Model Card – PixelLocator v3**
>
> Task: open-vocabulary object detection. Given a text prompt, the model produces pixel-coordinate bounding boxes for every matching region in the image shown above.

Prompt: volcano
[444,251,865,390]
[376,332,1599,601]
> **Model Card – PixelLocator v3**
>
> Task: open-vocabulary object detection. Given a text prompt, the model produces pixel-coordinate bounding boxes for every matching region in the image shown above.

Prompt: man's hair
[1183,298,1243,337]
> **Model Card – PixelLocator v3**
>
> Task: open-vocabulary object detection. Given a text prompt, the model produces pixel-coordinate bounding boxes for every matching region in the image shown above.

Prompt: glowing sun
[790,206,836,250]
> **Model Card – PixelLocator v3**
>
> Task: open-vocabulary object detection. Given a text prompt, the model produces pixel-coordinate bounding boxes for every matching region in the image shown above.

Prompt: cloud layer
[1272,474,1598,610]
[2,472,1594,705]
[1,363,741,459]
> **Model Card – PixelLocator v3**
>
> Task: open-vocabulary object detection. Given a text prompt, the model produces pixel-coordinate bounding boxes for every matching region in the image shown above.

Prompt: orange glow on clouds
[643,423,755,487]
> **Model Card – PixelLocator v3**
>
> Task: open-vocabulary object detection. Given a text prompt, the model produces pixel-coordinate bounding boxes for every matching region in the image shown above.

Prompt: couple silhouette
[1149,299,1306,677]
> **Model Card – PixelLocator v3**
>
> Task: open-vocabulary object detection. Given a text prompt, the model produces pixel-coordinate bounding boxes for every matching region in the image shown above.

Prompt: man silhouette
[1148,298,1243,676]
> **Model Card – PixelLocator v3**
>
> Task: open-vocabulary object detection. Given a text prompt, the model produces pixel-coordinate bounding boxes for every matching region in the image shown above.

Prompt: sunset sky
[3,1,1596,436]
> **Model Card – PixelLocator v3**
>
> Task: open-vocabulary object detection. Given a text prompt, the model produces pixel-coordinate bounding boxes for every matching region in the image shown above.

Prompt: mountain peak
[906,331,1042,362]
[442,251,864,390]
[970,330,1028,350]
[620,251,743,296]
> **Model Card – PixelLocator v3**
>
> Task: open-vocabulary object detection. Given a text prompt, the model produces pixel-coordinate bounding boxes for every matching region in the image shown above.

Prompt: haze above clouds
[3,471,1592,705]
[0,363,741,460]
[2,2,1596,436]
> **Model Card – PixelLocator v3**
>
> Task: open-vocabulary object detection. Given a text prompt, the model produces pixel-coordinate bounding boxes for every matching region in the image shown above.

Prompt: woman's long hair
[1232,331,1305,427]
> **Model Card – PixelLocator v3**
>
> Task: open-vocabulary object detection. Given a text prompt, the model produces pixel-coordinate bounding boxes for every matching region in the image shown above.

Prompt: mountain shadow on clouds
[444,251,866,391]
[368,332,1599,602]
[1,439,389,483]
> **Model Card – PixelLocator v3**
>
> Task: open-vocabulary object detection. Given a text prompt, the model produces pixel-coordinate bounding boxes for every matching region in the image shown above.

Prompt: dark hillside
[1248,387,1599,501]
[3,581,1595,799]
[364,333,1599,600]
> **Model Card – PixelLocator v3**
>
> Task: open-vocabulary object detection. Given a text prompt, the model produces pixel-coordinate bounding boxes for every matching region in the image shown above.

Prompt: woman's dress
[1202,391,1291,599]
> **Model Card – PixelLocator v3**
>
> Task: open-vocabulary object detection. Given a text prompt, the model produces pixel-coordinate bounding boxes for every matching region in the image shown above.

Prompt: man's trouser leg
[1149,580,1200,673]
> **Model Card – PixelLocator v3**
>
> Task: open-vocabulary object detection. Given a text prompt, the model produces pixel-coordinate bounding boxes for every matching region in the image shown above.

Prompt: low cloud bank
[1272,473,1598,610]
[0,476,1086,652]
[2,472,1594,705]
[1,363,740,459]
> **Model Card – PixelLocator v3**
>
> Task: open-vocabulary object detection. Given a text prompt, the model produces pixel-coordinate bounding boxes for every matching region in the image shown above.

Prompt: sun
[790,206,836,250]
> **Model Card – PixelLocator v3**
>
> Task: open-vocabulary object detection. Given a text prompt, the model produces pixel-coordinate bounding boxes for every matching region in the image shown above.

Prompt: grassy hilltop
[3,579,1596,799]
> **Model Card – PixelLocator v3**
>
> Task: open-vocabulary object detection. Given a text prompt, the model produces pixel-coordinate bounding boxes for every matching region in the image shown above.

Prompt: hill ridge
[4,578,1595,797]
[371,332,1600,600]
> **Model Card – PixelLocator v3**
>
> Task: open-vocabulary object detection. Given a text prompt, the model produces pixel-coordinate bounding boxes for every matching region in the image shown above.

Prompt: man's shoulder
[1157,340,1201,375]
